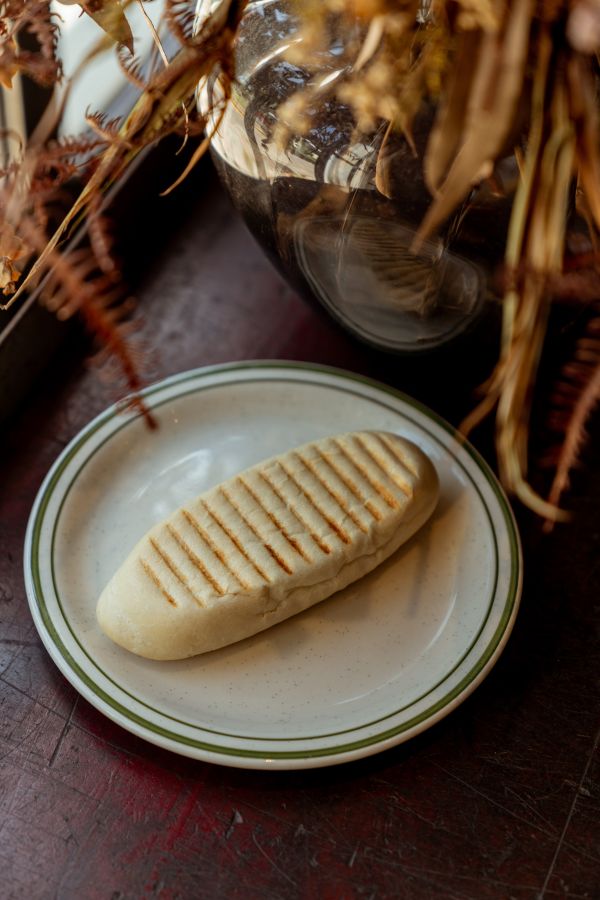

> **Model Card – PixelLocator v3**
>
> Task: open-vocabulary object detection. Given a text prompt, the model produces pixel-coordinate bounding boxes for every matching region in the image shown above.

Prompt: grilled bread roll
[97,431,439,659]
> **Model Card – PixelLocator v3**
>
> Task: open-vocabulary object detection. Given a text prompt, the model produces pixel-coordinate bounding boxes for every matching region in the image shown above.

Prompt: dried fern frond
[20,209,154,424]
[0,0,244,428]
[543,312,600,525]
[2,1,243,312]
[43,133,106,161]
[116,42,151,90]
[166,0,202,46]
[0,1,62,87]
[87,196,122,278]
[85,111,132,147]
[25,2,63,70]
[0,0,163,419]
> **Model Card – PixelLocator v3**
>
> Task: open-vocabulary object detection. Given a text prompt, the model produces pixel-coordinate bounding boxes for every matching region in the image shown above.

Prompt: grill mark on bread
[378,433,418,478]
[257,471,328,557]
[149,537,203,606]
[264,545,292,574]
[217,487,278,581]
[98,432,439,660]
[238,476,310,562]
[369,433,414,495]
[140,558,178,607]
[230,478,293,575]
[277,461,351,545]
[318,448,383,522]
[295,452,368,535]
[355,434,411,498]
[165,524,222,599]
[200,499,268,583]
[181,509,251,591]
[334,438,399,510]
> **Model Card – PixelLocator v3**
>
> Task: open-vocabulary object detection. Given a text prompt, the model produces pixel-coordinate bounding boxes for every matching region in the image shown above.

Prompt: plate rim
[24,360,523,768]
[46,378,503,739]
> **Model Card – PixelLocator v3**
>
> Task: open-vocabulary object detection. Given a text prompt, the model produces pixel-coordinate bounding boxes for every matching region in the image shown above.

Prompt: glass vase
[199,0,513,353]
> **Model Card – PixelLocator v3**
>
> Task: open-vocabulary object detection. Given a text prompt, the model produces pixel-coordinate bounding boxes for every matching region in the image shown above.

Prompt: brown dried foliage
[289,0,600,522]
[0,1,62,87]
[543,311,600,526]
[2,0,600,522]
[0,0,241,422]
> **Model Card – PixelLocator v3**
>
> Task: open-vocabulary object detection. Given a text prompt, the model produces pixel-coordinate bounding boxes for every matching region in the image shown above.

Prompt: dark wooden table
[1,162,599,899]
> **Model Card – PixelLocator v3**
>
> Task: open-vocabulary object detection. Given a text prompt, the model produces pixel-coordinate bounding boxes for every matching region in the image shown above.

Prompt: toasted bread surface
[96,432,439,659]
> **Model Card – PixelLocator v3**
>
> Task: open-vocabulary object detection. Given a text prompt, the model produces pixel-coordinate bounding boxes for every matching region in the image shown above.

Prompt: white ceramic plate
[24,362,522,770]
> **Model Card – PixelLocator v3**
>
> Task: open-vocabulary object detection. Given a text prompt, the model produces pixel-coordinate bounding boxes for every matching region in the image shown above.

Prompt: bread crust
[96,431,439,659]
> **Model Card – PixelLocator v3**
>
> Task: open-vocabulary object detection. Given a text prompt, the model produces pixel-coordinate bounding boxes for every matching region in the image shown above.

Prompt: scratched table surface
[1,160,599,900]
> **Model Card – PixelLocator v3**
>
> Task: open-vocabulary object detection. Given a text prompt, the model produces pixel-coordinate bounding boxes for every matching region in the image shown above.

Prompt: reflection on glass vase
[198,0,514,352]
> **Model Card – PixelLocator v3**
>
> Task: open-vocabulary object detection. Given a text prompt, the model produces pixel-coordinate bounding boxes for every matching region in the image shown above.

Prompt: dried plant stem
[460,22,581,521]
[2,0,600,519]
[161,91,229,195]
[2,31,235,311]
[413,0,535,251]
[20,216,154,424]
[545,348,600,528]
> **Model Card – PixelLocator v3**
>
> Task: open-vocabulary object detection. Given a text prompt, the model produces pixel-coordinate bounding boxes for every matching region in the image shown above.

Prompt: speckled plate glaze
[24,362,522,770]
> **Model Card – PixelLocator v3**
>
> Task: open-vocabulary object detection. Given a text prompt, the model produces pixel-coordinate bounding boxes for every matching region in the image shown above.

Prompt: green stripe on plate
[26,362,521,762]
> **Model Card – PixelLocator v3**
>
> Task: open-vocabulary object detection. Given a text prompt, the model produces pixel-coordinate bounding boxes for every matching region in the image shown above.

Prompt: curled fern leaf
[0,1,61,86]
[85,112,131,147]
[43,135,106,162]
[166,0,198,47]
[26,3,62,72]
[117,44,151,91]
[85,195,122,280]
[15,208,154,426]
